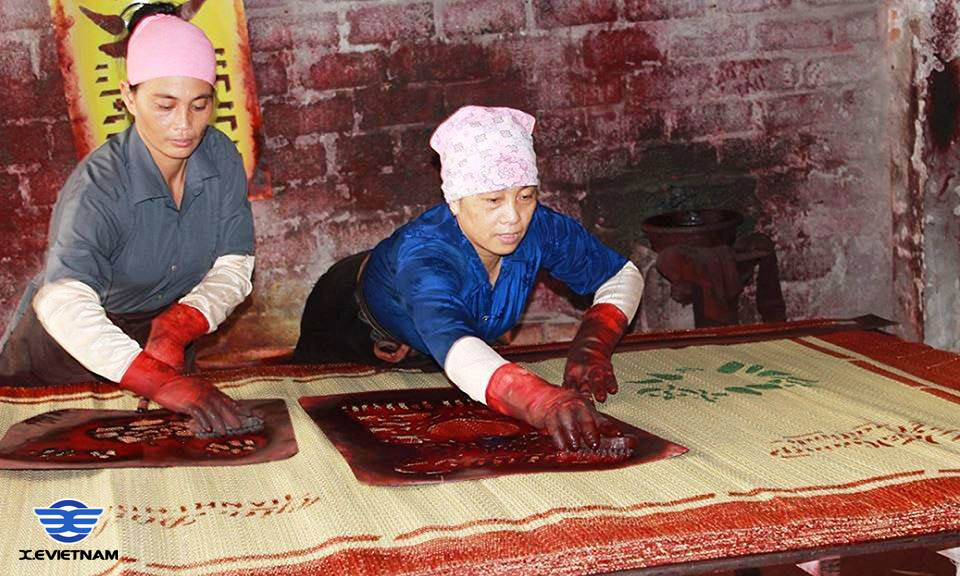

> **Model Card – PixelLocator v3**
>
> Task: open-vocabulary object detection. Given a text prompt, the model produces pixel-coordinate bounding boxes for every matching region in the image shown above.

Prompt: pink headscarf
[430,106,539,203]
[126,15,216,86]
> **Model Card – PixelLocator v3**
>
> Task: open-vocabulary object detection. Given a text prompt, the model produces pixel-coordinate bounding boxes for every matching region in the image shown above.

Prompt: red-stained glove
[121,351,249,436]
[486,363,600,451]
[144,303,209,373]
[563,303,629,403]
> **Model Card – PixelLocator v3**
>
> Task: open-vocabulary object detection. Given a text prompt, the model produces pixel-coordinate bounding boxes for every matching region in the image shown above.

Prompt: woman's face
[120,76,214,166]
[449,186,538,261]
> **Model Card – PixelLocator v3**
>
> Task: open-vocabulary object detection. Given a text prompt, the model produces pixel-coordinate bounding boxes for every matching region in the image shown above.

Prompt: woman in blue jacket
[296,106,644,451]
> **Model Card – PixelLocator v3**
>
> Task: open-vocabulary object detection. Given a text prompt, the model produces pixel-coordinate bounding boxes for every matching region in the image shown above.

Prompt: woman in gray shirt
[0,4,254,436]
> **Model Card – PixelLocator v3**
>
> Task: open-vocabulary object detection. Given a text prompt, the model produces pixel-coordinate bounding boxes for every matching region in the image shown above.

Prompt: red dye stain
[50,2,94,160]
[234,1,270,199]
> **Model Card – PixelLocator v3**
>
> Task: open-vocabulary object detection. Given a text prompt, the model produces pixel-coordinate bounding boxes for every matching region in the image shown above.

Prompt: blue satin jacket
[362,204,627,366]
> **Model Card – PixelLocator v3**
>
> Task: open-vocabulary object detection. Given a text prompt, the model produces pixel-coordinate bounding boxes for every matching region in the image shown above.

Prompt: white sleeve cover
[32,279,142,383]
[592,261,644,321]
[443,336,510,404]
[179,254,255,332]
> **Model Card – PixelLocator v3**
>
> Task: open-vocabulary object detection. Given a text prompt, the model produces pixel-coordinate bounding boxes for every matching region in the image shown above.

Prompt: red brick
[536,109,588,150]
[539,148,631,185]
[26,159,73,206]
[259,182,351,227]
[763,93,825,130]
[716,135,801,172]
[336,133,395,175]
[776,239,838,282]
[304,52,385,91]
[387,42,489,83]
[622,107,668,142]
[586,109,623,148]
[487,36,577,79]
[444,80,533,113]
[669,21,750,58]
[588,108,666,148]
[754,172,808,218]
[626,63,713,103]
[247,13,338,52]
[534,72,623,108]
[253,55,289,97]
[36,29,63,81]
[584,28,661,70]
[7,205,52,253]
[763,87,883,134]
[348,3,434,45]
[0,123,48,165]
[261,95,355,139]
[757,18,834,50]
[267,141,327,185]
[579,183,652,249]
[533,0,618,29]
[398,171,445,207]
[0,37,64,120]
[630,142,717,179]
[714,58,799,97]
[394,126,440,173]
[623,0,706,21]
[39,73,68,117]
[442,0,526,36]
[671,101,755,140]
[347,171,441,211]
[0,0,48,32]
[536,186,587,220]
[762,89,877,131]
[0,172,22,211]
[804,129,874,168]
[0,74,68,121]
[0,39,35,79]
[29,31,66,112]
[837,10,880,45]
[800,163,873,207]
[720,0,791,13]
[357,85,445,129]
[49,120,76,162]
[800,53,877,88]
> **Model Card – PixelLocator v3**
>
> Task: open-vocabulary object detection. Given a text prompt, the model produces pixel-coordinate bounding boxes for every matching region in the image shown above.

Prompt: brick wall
[0,0,894,358]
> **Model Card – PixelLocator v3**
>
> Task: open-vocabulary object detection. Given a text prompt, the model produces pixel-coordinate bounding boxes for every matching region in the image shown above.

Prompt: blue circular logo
[33,499,104,544]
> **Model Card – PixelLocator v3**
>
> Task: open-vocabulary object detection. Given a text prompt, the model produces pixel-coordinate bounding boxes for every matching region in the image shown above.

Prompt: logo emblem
[33,499,104,544]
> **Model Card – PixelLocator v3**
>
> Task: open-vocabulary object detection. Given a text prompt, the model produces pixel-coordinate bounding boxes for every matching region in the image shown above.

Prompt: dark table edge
[596,531,960,575]
[500,314,895,363]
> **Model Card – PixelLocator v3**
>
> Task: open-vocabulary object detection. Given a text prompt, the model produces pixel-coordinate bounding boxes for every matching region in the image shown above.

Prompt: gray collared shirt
[43,125,254,314]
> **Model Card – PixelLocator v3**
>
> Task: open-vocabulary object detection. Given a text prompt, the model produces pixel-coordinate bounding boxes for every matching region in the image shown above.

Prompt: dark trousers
[0,297,194,387]
[292,252,434,369]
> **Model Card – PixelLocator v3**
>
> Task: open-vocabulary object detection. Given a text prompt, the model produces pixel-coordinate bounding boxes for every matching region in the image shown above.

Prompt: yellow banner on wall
[49,0,270,198]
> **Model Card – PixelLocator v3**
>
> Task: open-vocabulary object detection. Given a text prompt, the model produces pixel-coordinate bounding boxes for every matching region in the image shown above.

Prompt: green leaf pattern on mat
[628,361,818,402]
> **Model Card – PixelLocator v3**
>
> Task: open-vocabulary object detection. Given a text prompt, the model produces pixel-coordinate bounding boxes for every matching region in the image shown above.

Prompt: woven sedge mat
[0,331,958,576]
